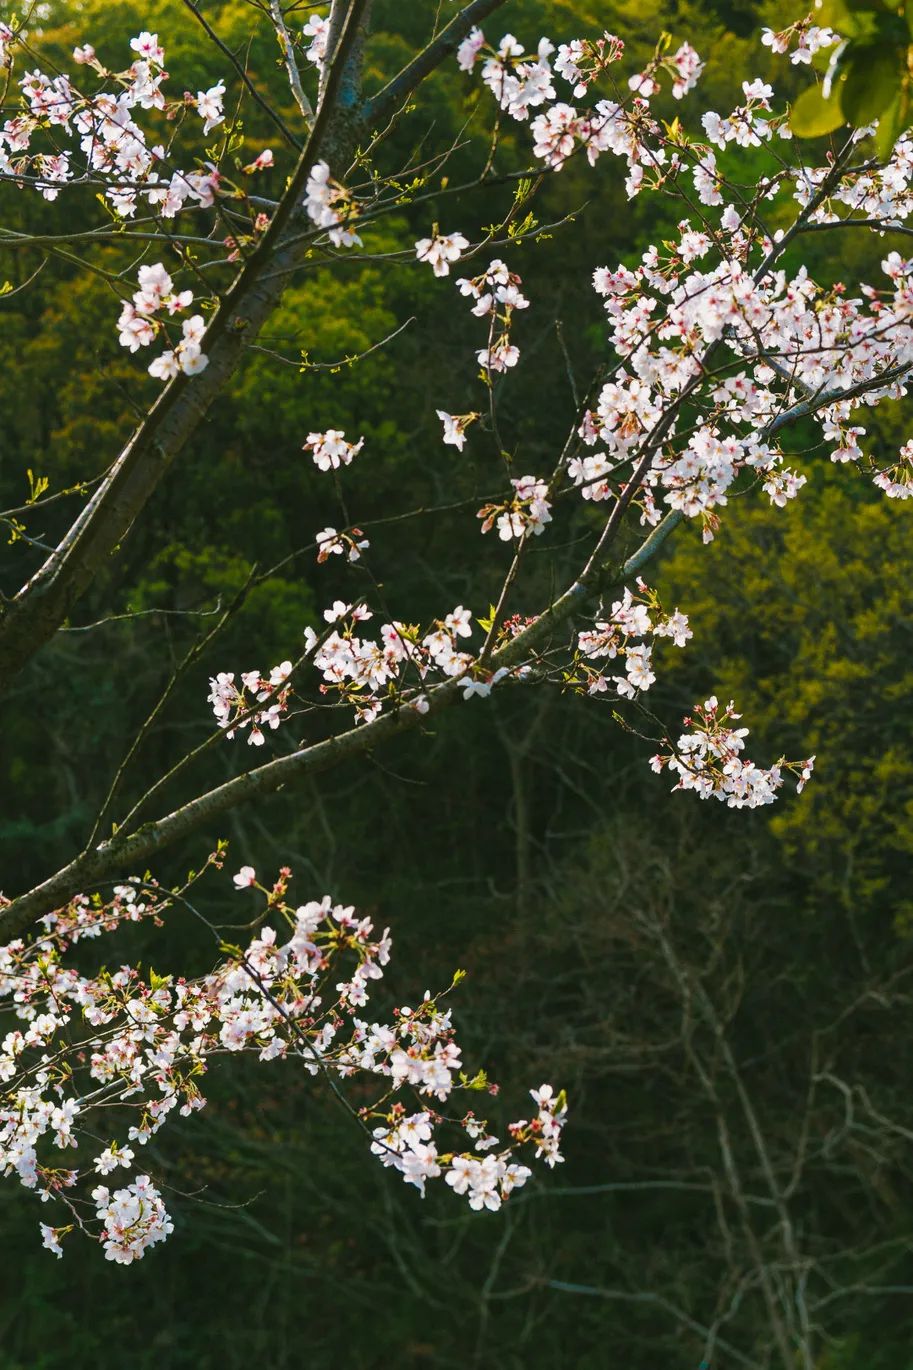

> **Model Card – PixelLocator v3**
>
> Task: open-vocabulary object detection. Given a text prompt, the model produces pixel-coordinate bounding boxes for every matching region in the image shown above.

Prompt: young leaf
[874,78,911,158]
[840,42,906,125]
[790,82,846,137]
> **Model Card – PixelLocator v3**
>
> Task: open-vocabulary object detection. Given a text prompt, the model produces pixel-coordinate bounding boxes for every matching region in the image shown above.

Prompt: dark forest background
[3,1,913,1365]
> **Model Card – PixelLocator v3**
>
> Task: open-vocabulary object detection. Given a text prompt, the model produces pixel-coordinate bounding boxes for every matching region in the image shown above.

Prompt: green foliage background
[3,2,913,1366]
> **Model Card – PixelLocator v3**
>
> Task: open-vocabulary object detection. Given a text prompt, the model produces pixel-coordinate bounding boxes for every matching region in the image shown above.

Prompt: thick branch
[765,359,913,434]
[0,0,485,694]
[4,281,907,936]
[0,683,459,937]
[269,0,316,125]
[182,0,303,149]
[0,509,676,936]
[0,2,369,693]
[363,0,509,128]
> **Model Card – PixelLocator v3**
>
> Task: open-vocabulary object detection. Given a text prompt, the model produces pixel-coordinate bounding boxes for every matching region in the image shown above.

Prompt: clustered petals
[115,263,207,379]
[575,582,690,700]
[651,697,815,809]
[0,867,567,1264]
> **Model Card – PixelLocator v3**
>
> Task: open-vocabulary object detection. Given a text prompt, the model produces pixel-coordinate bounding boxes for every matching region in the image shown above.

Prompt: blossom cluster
[457,24,694,187]
[760,20,837,65]
[574,582,691,700]
[457,27,655,129]
[305,161,362,247]
[874,440,913,500]
[370,1080,567,1209]
[575,208,913,529]
[303,428,365,472]
[478,475,552,541]
[0,21,15,69]
[207,596,533,733]
[303,603,497,722]
[0,864,567,1264]
[650,697,815,809]
[116,263,208,379]
[415,230,469,277]
[628,41,704,102]
[700,78,788,151]
[207,660,294,745]
[457,259,530,375]
[303,13,329,72]
[89,1175,173,1265]
[0,27,225,214]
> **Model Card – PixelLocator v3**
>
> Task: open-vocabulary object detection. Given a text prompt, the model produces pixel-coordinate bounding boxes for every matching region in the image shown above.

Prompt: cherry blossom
[303,429,365,472]
[303,13,329,70]
[195,81,226,135]
[415,231,470,278]
[304,161,362,247]
[436,410,478,450]
[1,865,567,1263]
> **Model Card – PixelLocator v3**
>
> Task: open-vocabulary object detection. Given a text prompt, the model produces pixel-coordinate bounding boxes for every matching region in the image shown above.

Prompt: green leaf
[790,82,846,137]
[25,469,49,504]
[843,0,896,11]
[875,79,911,157]
[476,603,499,633]
[873,11,912,43]
[840,43,906,124]
[815,0,883,37]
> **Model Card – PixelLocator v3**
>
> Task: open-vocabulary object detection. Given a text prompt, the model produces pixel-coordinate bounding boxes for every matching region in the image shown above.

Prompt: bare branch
[364,0,509,128]
[182,0,304,150]
[269,0,315,125]
[0,0,371,693]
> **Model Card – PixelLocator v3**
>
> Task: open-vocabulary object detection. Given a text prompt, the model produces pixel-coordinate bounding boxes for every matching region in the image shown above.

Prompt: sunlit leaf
[790,82,846,136]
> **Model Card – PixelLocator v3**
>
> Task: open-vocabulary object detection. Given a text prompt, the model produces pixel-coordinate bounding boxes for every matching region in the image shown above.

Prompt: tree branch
[0,505,681,936]
[0,0,367,695]
[0,0,514,695]
[182,0,303,150]
[363,0,509,128]
[268,0,315,125]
